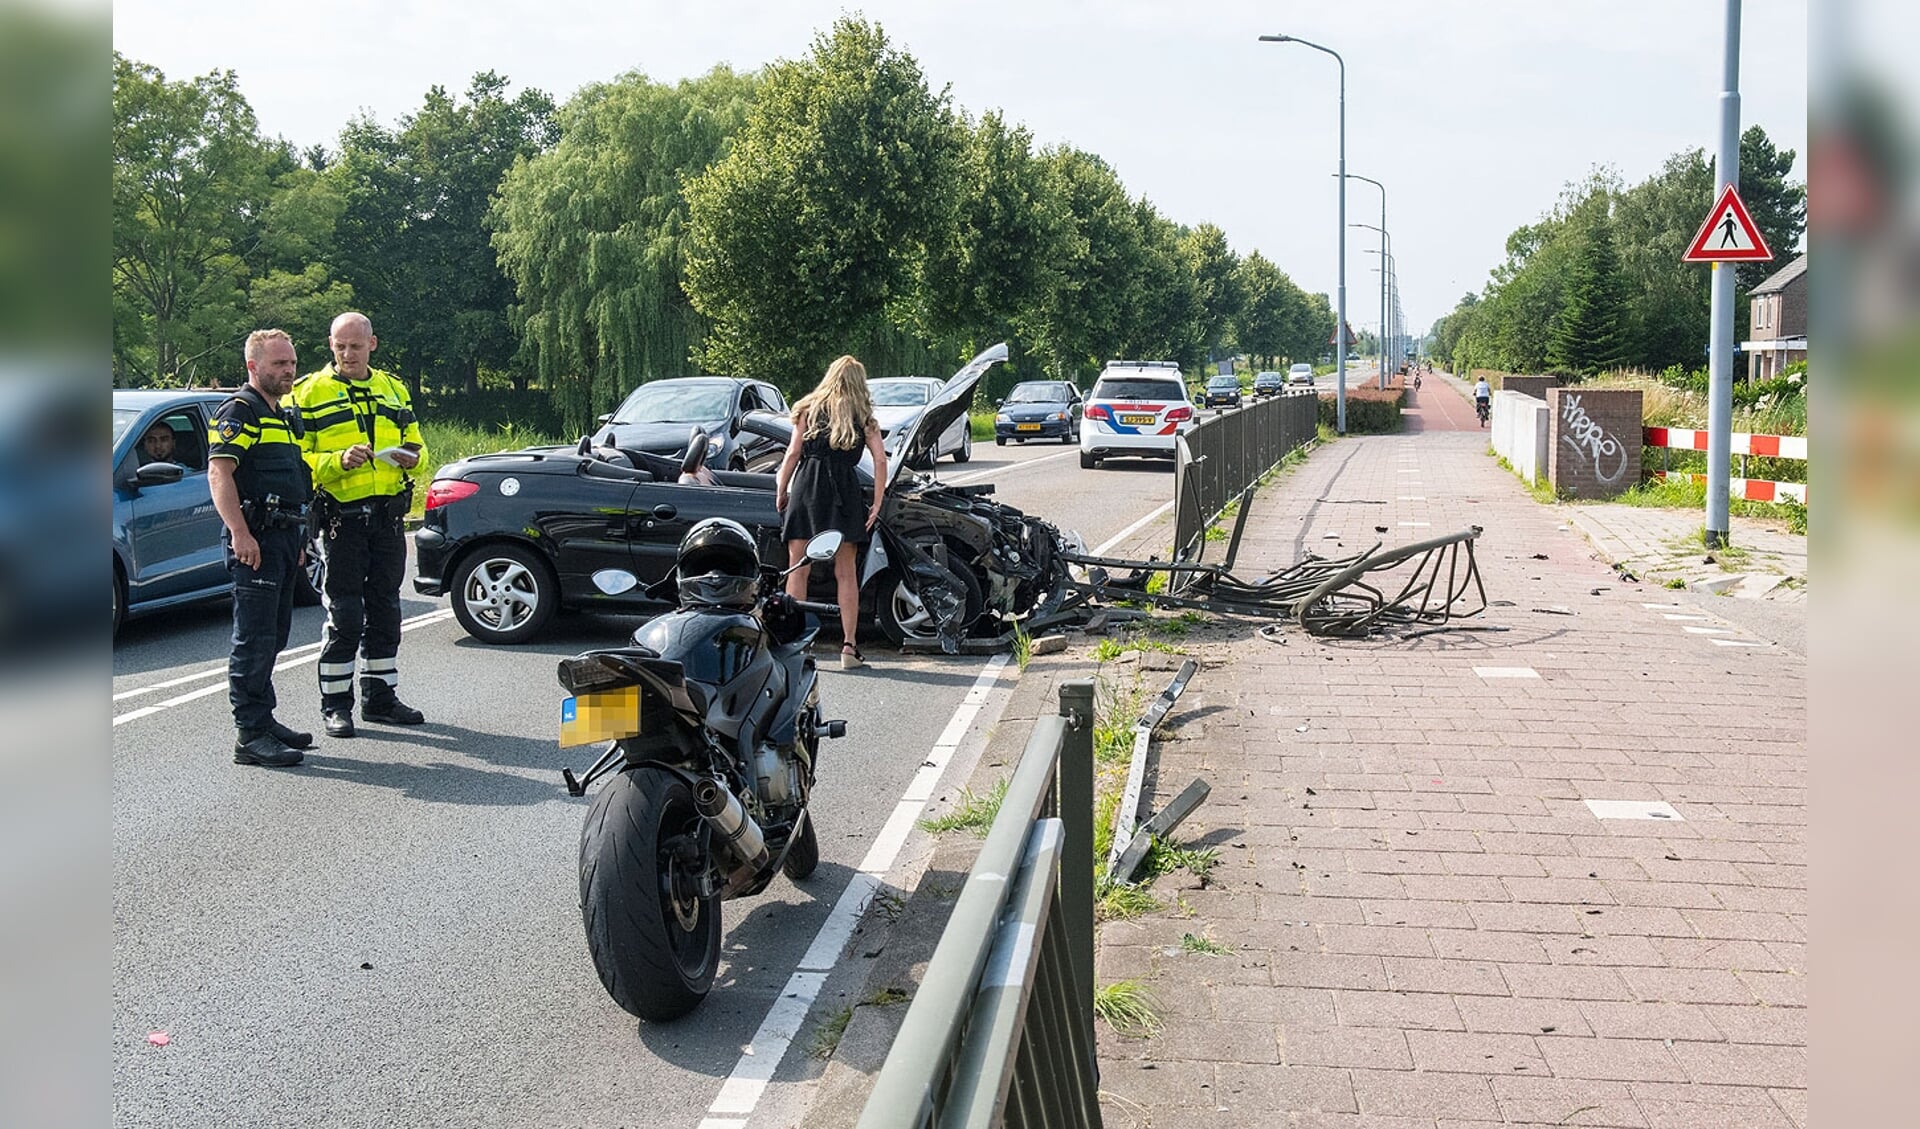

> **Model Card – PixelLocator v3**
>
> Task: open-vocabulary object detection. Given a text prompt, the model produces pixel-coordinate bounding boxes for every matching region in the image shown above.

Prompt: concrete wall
[1490,391,1549,484]
[1547,387,1642,499]
[1501,374,1562,402]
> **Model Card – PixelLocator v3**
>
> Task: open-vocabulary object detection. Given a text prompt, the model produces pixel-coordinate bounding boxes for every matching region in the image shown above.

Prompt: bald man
[289,312,429,737]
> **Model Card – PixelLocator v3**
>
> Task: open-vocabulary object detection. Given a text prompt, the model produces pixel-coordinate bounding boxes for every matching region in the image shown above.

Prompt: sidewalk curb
[804,649,1098,1129]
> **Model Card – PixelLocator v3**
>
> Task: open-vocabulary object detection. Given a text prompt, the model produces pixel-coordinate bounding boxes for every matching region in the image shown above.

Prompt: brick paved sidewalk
[1092,426,1806,1128]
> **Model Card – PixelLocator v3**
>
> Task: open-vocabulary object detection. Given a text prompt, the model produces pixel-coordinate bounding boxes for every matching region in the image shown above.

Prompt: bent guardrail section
[855,680,1099,1129]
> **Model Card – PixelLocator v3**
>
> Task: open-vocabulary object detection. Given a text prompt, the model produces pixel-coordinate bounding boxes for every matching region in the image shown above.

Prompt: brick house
[1743,253,1807,382]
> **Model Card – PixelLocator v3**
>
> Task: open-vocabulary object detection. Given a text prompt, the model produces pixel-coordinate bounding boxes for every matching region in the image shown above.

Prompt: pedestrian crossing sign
[1683,184,1773,263]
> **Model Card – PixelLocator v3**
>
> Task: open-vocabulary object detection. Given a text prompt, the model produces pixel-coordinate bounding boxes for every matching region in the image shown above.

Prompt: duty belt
[241,497,309,531]
[329,493,406,516]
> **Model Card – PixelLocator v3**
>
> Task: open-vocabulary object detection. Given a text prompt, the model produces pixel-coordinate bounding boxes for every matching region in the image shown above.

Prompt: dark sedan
[1202,375,1244,409]
[415,345,1076,650]
[594,377,789,473]
[993,380,1082,445]
[1252,371,1285,397]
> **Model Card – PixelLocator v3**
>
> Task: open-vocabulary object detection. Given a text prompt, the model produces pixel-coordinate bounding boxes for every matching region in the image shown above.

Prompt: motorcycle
[558,521,848,1021]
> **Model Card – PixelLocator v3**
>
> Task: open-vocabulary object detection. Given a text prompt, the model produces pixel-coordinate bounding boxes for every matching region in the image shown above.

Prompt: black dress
[782,427,869,544]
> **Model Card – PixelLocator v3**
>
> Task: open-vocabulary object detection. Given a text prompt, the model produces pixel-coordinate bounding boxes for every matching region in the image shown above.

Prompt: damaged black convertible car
[413,344,1080,650]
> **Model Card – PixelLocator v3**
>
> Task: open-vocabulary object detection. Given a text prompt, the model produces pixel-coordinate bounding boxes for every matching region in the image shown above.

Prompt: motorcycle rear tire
[782,811,820,880]
[579,767,720,1022]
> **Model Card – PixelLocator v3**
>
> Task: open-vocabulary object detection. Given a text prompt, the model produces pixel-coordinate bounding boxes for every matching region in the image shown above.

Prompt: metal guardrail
[1172,390,1318,571]
[856,680,1101,1129]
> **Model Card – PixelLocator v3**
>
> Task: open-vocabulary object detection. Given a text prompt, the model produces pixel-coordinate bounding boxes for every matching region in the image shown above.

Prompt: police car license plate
[1120,413,1158,426]
[1016,422,1041,432]
[558,687,641,748]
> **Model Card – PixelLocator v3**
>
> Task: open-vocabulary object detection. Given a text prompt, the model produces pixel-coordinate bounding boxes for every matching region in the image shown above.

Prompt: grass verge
[1093,980,1161,1037]
[917,777,1008,836]
[808,1006,853,1059]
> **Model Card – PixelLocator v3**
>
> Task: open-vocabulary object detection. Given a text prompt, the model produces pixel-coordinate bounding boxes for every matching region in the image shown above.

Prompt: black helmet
[675,517,761,607]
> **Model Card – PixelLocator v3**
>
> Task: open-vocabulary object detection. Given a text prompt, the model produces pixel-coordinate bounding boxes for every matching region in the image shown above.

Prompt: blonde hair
[244,328,294,363]
[792,355,874,451]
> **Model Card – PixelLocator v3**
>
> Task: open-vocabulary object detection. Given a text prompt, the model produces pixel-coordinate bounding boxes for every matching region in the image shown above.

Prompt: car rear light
[1085,404,1111,422]
[1165,406,1193,423]
[424,479,481,510]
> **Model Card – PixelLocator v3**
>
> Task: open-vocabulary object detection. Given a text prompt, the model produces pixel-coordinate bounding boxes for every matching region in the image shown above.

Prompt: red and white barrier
[1642,427,1808,505]
[1655,471,1807,504]
[1643,427,1808,460]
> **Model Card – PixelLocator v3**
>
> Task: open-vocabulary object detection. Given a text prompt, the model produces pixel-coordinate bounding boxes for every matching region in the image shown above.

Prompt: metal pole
[1705,0,1742,547]
[1262,34,1346,432]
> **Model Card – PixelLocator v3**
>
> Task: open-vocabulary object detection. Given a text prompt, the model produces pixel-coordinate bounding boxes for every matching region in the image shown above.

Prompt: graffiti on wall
[1558,393,1628,485]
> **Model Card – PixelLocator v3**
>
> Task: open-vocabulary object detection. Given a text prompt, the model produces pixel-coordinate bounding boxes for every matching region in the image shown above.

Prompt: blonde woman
[776,355,888,669]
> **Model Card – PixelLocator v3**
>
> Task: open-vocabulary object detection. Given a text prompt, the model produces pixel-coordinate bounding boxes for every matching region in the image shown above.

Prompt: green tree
[1546,196,1631,376]
[1123,204,1203,367]
[684,17,965,384]
[1733,125,1807,294]
[493,67,755,433]
[112,54,272,384]
[1232,252,1287,367]
[1612,149,1712,370]
[918,110,1073,368]
[330,72,556,393]
[1178,223,1244,362]
[1024,147,1144,378]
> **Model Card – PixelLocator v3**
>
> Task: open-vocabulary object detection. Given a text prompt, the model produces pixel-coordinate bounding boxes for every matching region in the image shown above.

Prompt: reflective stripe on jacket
[289,365,428,502]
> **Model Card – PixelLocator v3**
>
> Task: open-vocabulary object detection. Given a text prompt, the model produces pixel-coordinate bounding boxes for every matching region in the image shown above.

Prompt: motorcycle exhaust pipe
[693,779,770,871]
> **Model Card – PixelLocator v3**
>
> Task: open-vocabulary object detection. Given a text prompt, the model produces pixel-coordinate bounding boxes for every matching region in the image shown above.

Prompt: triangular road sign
[1684,184,1774,263]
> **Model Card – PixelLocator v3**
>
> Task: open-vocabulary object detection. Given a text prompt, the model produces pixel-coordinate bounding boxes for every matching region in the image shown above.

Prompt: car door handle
[652,503,678,521]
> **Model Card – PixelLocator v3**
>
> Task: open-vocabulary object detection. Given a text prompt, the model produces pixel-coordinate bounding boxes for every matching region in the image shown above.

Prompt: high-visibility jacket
[289,364,429,503]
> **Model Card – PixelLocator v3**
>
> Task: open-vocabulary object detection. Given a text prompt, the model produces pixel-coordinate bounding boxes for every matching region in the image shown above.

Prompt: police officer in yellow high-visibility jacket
[290,312,429,737]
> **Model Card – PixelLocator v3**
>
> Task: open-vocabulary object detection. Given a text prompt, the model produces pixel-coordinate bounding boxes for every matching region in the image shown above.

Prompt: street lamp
[1261,32,1346,433]
[1353,220,1390,388]
[1340,173,1389,388]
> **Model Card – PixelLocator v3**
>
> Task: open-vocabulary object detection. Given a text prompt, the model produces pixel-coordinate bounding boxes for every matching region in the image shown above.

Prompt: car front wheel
[450,543,556,644]
[953,428,971,463]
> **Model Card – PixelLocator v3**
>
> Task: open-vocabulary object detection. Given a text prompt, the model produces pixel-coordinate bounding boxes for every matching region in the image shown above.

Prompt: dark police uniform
[208,387,312,746]
[289,364,428,733]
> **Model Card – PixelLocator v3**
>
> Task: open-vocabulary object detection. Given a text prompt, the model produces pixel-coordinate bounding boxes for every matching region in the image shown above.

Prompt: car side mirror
[994,398,1004,407]
[596,413,614,426]
[134,461,184,488]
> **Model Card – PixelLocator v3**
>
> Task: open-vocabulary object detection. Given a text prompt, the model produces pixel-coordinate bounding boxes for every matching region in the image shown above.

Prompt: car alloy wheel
[451,544,556,644]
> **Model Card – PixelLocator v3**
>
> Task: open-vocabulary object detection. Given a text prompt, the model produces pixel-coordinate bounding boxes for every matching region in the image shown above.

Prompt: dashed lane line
[112,609,456,727]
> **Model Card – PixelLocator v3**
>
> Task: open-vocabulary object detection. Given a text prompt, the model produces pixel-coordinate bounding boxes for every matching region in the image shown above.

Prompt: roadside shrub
[1317,386,1403,433]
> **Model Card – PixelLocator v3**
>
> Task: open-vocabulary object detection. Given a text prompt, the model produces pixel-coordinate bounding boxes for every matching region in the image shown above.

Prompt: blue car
[112,388,318,637]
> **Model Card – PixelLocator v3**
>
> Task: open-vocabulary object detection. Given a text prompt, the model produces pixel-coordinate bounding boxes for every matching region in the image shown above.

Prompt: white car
[1286,363,1316,386]
[1079,361,1195,469]
[870,377,972,465]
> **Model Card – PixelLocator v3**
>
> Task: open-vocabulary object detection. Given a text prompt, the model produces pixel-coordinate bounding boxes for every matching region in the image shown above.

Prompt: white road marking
[1092,500,1175,557]
[112,609,456,726]
[1663,614,1710,621]
[1710,639,1765,648]
[1585,799,1684,821]
[699,654,1012,1128]
[1397,496,1427,501]
[114,607,456,702]
[1398,521,1431,527]
[1474,666,1540,679]
[941,448,1079,487]
[1682,626,1733,635]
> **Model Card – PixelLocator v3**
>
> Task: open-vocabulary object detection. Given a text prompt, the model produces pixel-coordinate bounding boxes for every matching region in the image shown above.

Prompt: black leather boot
[323,706,356,738]
[362,696,424,725]
[267,717,315,749]
[234,730,304,768]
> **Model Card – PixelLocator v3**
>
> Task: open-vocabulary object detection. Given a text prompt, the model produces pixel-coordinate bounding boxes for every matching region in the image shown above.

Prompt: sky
[112,0,1809,340]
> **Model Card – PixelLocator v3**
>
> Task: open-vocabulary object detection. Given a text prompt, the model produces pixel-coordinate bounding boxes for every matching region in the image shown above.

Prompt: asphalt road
[110,433,1183,1128]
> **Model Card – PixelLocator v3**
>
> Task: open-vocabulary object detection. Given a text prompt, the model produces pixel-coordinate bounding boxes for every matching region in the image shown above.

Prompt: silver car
[870,377,973,466]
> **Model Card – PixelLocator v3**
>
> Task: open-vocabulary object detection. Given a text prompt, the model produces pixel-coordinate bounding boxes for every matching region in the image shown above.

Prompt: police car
[1077,361,1195,469]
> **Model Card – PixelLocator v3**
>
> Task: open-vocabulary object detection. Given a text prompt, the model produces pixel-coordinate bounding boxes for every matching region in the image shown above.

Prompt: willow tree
[492,67,755,434]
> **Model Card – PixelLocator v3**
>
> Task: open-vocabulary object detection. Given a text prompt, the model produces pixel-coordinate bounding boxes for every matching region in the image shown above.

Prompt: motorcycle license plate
[559,687,641,748]
[1016,422,1041,432]
[1120,413,1158,426]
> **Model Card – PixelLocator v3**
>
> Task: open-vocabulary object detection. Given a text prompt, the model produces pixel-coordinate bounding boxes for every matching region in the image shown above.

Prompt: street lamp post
[1342,173,1389,389]
[1262,32,1346,433]
[1353,219,1390,389]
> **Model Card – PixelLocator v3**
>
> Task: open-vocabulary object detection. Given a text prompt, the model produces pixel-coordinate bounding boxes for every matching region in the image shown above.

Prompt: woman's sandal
[840,644,866,671]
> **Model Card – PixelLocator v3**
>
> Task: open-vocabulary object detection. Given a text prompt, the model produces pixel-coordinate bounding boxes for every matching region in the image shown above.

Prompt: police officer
[208,329,314,767]
[291,312,429,737]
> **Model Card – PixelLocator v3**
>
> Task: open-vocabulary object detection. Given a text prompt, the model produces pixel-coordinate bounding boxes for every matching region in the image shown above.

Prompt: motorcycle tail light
[1165,406,1193,423]
[424,479,480,510]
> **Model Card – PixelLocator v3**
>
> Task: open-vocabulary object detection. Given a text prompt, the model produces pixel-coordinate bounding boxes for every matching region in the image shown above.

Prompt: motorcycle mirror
[591,569,640,596]
[805,531,843,563]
